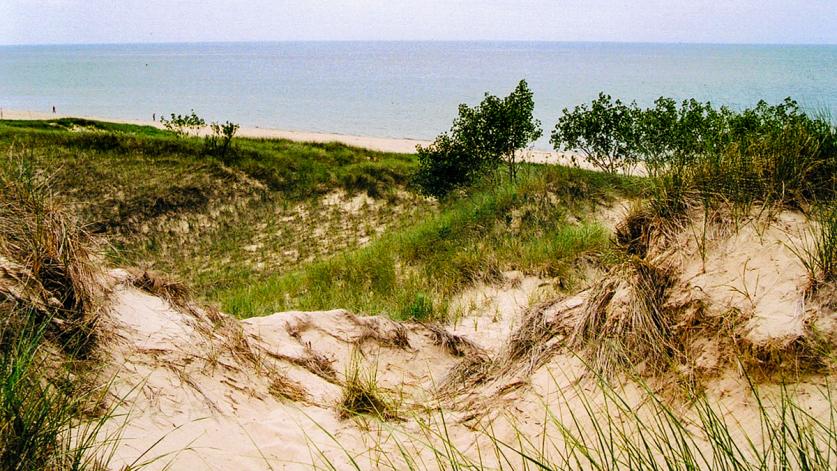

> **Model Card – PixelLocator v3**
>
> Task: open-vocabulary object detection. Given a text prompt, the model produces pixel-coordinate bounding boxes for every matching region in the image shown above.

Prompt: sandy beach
[0,108,580,166]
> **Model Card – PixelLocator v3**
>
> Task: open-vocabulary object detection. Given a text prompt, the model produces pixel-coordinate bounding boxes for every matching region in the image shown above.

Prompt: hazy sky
[2,0,836,45]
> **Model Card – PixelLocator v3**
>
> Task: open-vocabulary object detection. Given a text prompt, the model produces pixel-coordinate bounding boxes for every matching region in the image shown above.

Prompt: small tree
[454,80,542,181]
[205,121,240,162]
[550,93,639,174]
[160,110,205,138]
[414,79,542,197]
[634,97,678,175]
[499,80,542,180]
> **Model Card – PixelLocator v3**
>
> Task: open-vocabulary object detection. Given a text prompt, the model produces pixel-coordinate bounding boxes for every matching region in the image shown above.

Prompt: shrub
[414,133,479,198]
[415,80,542,197]
[550,92,639,174]
[552,93,837,210]
[205,120,240,162]
[160,110,205,137]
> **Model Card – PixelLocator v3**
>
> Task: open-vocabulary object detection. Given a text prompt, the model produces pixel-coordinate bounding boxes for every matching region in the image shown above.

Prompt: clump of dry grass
[0,152,106,356]
[569,258,677,375]
[436,301,571,400]
[0,151,120,469]
[436,354,493,399]
[351,314,412,350]
[733,319,834,381]
[267,373,309,403]
[128,268,192,311]
[426,323,485,357]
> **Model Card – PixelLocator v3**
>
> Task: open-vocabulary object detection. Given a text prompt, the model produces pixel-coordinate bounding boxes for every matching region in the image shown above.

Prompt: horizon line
[2,39,837,48]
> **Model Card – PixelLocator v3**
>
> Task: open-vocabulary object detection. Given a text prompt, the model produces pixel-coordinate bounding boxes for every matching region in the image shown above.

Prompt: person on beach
[52,106,56,114]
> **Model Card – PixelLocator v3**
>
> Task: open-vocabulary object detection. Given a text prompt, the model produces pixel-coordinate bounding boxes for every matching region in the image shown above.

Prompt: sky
[1,0,836,45]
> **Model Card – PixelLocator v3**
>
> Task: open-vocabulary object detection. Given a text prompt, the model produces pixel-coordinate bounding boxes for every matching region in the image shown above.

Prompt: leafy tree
[205,120,240,162]
[415,80,542,197]
[550,93,639,174]
[634,97,678,175]
[160,110,205,137]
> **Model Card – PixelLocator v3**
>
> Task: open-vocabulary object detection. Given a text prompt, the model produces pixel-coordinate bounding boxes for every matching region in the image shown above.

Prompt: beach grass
[0,119,641,321]
[0,118,425,307]
[310,368,837,471]
[0,153,121,470]
[221,165,641,320]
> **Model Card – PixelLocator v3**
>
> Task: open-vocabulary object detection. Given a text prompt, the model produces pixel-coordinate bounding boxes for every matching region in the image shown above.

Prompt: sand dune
[90,207,835,470]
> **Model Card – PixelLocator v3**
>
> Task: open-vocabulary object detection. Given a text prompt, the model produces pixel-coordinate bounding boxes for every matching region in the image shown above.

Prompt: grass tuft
[338,351,400,422]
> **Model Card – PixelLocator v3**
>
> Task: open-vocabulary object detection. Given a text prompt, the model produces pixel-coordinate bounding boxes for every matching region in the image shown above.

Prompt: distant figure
[153,113,156,122]
[52,106,56,114]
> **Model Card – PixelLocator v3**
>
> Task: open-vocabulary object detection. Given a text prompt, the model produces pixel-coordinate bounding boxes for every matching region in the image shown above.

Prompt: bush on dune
[415,79,542,198]
[551,95,837,211]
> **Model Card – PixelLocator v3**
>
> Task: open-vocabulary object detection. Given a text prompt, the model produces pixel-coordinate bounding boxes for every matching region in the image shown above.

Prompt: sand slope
[93,208,835,470]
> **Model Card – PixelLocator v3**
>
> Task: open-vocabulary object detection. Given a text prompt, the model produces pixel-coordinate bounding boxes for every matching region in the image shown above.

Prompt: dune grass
[222,165,641,320]
[0,310,120,470]
[0,118,425,305]
[309,366,837,471]
[0,154,121,470]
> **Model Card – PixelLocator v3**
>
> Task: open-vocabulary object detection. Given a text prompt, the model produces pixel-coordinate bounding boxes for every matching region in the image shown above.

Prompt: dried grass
[0,153,106,356]
[426,323,486,357]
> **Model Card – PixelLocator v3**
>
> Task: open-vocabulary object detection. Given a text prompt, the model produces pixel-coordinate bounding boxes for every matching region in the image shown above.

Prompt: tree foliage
[414,134,476,198]
[205,120,240,162]
[160,110,206,138]
[550,93,639,174]
[415,80,542,197]
[551,94,836,180]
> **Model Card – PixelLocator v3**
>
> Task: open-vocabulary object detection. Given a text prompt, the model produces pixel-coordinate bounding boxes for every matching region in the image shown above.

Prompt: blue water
[1,42,836,149]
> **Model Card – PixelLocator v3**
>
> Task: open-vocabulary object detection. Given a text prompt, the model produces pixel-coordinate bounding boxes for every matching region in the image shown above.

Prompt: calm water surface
[1,42,835,148]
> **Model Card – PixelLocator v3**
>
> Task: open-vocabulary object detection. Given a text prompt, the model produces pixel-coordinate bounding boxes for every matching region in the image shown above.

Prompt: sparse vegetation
[338,351,400,421]
[314,371,837,471]
[222,165,638,319]
[792,201,837,286]
[0,119,423,308]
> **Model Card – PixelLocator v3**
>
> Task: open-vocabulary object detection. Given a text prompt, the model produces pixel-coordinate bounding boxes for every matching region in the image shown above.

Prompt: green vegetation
[222,165,639,319]
[415,80,542,197]
[792,201,837,285]
[551,92,640,174]
[159,110,205,137]
[338,351,400,421]
[205,120,240,162]
[0,118,423,309]
[0,117,637,321]
[1,92,836,469]
[552,96,836,211]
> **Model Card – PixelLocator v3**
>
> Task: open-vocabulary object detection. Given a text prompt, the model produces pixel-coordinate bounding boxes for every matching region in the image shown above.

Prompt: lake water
[1,41,836,149]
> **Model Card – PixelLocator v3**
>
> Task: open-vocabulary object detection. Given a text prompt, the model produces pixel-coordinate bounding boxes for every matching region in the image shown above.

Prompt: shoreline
[0,108,579,166]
